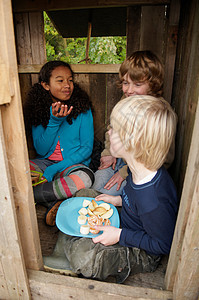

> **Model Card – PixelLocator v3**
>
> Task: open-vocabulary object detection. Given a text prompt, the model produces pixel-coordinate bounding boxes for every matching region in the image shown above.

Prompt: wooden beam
[173,171,199,299]
[165,98,199,290]
[0,0,43,274]
[28,269,173,299]
[0,111,31,299]
[12,0,170,13]
[18,64,121,74]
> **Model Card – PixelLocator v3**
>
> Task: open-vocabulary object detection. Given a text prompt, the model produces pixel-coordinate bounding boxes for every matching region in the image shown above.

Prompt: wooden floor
[36,204,168,290]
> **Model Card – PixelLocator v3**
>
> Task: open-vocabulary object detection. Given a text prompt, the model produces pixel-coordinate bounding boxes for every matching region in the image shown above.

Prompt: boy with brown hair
[92,50,174,195]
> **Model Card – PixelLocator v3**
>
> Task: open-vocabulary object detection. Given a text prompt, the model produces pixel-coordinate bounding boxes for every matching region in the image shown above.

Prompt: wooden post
[165,98,199,292]
[173,172,199,299]
[0,0,43,277]
[0,113,31,299]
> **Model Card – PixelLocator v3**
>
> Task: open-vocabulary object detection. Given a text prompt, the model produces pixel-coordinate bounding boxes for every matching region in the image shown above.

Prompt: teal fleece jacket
[32,108,94,182]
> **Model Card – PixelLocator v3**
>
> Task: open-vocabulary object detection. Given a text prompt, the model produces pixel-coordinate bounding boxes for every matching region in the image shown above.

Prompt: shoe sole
[45,200,63,226]
[44,264,78,277]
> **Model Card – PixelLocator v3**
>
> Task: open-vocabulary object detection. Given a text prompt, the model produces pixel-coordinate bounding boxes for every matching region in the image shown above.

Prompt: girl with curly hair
[24,61,94,225]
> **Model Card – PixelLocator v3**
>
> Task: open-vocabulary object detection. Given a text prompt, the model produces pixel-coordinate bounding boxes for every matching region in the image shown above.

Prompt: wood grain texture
[28,269,173,299]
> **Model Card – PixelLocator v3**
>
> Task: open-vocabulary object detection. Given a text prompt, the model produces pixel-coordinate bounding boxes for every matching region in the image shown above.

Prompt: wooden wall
[0,0,199,299]
[15,1,180,144]
[169,0,199,194]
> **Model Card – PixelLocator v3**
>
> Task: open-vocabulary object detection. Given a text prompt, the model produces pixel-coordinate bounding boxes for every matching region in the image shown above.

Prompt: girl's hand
[92,226,122,246]
[104,172,124,191]
[52,102,73,118]
[98,156,117,170]
[95,194,122,206]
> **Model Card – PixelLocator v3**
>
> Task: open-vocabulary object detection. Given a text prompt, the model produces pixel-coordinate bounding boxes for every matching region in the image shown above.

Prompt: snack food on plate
[99,203,110,211]
[93,206,107,216]
[82,199,91,207]
[78,215,87,225]
[100,208,113,219]
[78,207,88,215]
[78,199,113,235]
[80,225,90,235]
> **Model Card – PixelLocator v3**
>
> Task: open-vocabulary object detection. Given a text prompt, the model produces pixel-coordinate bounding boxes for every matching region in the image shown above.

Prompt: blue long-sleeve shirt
[119,167,178,255]
[32,108,94,182]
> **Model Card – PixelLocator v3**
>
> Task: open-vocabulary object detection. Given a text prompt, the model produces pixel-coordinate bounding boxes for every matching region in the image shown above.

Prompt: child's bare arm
[95,194,122,206]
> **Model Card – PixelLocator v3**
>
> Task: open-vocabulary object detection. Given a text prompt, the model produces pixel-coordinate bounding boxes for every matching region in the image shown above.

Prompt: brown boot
[45,200,63,226]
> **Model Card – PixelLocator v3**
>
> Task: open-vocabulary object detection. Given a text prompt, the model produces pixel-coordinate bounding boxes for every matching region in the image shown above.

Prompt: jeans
[92,158,127,196]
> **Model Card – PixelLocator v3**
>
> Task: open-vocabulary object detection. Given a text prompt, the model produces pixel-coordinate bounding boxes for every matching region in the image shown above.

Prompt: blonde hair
[110,95,177,170]
[119,51,164,97]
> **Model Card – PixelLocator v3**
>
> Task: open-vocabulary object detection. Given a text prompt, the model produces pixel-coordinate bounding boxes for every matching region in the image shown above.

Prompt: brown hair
[119,51,164,97]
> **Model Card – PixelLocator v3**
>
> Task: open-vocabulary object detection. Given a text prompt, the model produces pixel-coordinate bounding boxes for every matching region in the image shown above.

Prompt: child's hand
[95,194,122,206]
[104,172,124,191]
[98,156,117,170]
[52,102,73,118]
[92,226,122,246]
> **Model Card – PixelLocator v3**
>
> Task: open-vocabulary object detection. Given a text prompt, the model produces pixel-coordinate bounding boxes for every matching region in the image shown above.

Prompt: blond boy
[48,95,178,283]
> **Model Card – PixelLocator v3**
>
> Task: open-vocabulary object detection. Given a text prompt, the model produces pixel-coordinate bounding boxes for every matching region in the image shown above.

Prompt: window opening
[44,12,126,64]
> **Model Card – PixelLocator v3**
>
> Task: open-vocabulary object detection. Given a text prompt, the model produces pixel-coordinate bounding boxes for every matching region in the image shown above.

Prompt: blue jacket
[120,167,178,255]
[32,108,94,182]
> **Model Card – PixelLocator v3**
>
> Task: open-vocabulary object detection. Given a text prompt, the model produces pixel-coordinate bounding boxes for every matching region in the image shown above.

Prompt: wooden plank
[165,97,199,291]
[18,74,33,105]
[14,13,33,65]
[106,73,123,123]
[12,0,171,13]
[0,112,31,300]
[15,12,46,86]
[0,0,43,273]
[29,13,46,64]
[163,0,180,103]
[126,6,141,56]
[74,73,107,143]
[28,12,46,85]
[169,0,199,193]
[0,63,13,105]
[18,64,121,74]
[140,5,166,62]
[173,172,199,299]
[28,269,173,299]
[0,1,31,297]
[89,74,107,142]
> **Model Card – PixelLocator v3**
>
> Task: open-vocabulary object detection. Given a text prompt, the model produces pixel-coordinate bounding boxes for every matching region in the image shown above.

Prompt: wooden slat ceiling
[47,7,127,37]
[12,0,170,12]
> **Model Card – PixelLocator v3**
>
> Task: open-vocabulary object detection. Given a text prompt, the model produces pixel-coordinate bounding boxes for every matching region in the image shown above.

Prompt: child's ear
[41,81,50,91]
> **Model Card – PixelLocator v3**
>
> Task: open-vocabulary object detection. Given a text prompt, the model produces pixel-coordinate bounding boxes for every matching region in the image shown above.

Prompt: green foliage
[44,12,126,64]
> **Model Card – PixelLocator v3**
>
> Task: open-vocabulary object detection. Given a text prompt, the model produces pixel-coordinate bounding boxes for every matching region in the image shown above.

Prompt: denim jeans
[92,158,127,196]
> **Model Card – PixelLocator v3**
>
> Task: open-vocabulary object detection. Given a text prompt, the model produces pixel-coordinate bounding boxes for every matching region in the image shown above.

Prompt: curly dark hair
[24,61,92,135]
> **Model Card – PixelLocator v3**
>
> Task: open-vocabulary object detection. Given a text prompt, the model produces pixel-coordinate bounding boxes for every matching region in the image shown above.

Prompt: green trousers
[47,189,161,283]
